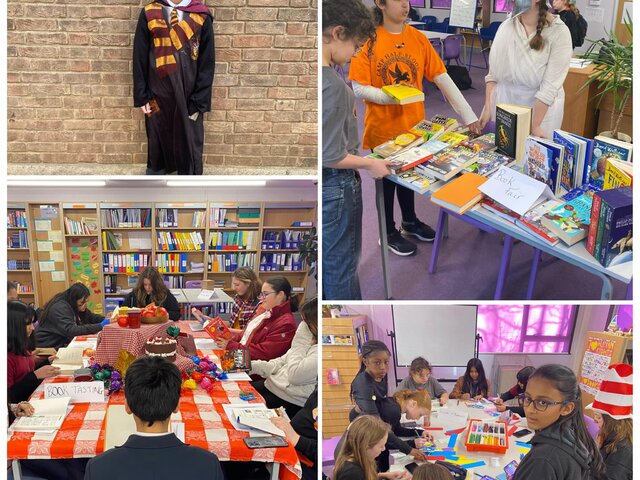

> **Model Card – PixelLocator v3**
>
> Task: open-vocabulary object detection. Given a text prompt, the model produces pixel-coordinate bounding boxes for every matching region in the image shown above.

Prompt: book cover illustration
[495,106,516,158]
[464,150,512,177]
[541,189,596,244]
[523,137,563,196]
[221,349,251,372]
[598,187,633,268]
[553,130,577,191]
[590,137,633,187]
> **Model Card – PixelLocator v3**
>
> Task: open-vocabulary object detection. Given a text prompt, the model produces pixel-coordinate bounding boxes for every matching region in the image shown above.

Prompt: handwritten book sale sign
[579,336,615,396]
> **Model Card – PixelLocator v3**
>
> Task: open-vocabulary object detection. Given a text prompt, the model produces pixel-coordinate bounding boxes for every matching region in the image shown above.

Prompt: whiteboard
[449,0,478,29]
[392,305,477,366]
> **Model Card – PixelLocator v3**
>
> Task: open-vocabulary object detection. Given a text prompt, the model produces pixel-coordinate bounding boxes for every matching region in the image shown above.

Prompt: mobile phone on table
[243,436,288,449]
[504,460,518,480]
[513,428,532,438]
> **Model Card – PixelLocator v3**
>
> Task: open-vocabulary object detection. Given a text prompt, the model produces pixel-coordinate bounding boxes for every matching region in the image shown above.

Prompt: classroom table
[374,176,633,300]
[171,288,234,319]
[393,399,532,479]
[8,327,302,480]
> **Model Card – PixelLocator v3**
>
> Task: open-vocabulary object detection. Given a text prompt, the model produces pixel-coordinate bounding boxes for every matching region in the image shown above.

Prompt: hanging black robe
[133,1,215,175]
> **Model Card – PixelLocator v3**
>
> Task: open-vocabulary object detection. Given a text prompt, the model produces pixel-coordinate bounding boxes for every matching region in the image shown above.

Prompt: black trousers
[381,177,417,234]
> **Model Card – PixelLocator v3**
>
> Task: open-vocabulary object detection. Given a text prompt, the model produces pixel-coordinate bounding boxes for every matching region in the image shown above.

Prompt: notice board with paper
[449,0,478,29]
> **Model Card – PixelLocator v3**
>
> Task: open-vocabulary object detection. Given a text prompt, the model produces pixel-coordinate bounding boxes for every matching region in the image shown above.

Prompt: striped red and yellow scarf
[144,2,207,77]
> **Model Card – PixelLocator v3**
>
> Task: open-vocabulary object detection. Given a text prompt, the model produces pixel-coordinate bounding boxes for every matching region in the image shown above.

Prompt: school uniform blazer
[84,433,224,480]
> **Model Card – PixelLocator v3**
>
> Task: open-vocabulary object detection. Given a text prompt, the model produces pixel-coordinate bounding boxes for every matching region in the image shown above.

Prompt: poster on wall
[579,335,616,395]
[69,237,103,314]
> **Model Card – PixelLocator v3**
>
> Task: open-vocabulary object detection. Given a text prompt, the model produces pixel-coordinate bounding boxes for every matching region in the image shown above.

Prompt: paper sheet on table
[479,166,554,216]
[68,339,98,349]
[195,338,217,351]
[222,403,269,432]
[189,322,205,332]
[222,372,252,381]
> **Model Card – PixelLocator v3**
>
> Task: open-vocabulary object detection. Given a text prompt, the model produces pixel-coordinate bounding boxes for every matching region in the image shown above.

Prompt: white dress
[485,15,573,137]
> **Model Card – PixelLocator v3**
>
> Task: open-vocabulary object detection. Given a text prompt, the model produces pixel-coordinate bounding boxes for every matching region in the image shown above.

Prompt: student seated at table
[35,283,111,349]
[449,358,490,400]
[588,363,632,480]
[219,276,297,362]
[124,267,180,320]
[395,356,449,406]
[333,415,410,480]
[250,297,317,418]
[84,356,224,480]
[347,341,429,471]
[494,366,535,417]
[512,364,605,480]
[411,463,454,480]
[228,267,263,333]
[7,401,87,480]
[270,388,319,480]
[8,301,60,403]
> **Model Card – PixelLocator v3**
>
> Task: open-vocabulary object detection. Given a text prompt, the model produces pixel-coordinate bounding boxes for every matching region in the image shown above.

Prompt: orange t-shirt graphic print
[350,26,446,149]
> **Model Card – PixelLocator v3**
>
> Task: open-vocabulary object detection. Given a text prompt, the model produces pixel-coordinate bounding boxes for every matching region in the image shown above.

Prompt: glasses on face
[522,395,569,412]
[259,291,276,299]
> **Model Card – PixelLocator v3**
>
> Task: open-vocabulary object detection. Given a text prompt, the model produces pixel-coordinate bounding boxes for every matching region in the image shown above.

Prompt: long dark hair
[463,358,489,397]
[529,365,606,479]
[8,301,36,356]
[40,283,91,326]
[351,340,391,399]
[134,267,168,307]
[300,297,318,342]
[263,276,299,312]
[323,0,377,52]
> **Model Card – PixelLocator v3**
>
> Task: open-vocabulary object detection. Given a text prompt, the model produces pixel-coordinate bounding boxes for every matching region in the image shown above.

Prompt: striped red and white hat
[586,363,632,419]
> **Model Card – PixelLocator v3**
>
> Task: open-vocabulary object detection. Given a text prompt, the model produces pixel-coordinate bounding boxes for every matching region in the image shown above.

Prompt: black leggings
[251,380,303,419]
[381,177,417,234]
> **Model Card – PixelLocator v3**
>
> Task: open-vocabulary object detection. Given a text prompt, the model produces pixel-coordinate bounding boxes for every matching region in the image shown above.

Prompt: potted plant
[579,14,632,141]
[298,226,317,281]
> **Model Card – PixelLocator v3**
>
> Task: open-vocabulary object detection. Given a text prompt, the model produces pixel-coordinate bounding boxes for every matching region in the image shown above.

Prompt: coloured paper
[579,336,615,395]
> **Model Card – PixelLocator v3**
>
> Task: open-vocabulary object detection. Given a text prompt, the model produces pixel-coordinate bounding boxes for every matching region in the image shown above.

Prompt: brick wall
[8,0,317,171]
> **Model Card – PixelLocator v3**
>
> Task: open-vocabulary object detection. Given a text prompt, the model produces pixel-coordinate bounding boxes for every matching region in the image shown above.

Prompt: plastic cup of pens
[464,420,509,454]
[127,308,142,329]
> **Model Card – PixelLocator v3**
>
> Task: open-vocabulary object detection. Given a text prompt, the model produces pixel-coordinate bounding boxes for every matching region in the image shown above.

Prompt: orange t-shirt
[349,25,447,150]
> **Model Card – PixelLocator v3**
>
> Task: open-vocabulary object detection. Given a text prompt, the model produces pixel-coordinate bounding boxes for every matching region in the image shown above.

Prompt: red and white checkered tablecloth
[8,332,302,480]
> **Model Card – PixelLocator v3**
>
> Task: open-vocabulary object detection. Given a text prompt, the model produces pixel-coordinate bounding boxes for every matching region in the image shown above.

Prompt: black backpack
[575,14,588,47]
[447,65,473,90]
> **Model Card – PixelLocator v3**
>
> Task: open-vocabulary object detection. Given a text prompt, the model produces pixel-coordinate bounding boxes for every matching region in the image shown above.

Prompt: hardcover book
[523,136,565,196]
[495,104,532,166]
[589,136,633,187]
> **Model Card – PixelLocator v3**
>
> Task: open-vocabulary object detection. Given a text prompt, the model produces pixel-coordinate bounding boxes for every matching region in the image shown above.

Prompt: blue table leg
[375,179,393,299]
[494,234,513,300]
[526,248,542,300]
[429,208,448,274]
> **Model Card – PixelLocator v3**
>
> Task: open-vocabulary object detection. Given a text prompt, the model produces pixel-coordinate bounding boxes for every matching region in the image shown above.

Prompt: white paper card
[39,260,55,272]
[37,240,54,252]
[50,250,65,262]
[197,289,216,300]
[48,230,63,242]
[52,271,66,282]
[34,219,52,231]
[479,166,554,216]
[44,381,105,403]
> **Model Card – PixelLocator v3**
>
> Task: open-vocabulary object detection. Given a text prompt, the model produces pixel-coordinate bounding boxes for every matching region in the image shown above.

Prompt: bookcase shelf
[7,203,37,305]
[7,200,316,311]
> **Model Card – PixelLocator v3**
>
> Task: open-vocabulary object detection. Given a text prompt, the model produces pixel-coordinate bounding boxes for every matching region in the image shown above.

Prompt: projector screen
[392,305,478,366]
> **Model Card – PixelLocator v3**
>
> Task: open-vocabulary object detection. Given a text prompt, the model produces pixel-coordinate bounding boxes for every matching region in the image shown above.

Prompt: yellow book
[102,231,108,250]
[603,158,633,190]
[381,84,425,105]
[439,132,469,146]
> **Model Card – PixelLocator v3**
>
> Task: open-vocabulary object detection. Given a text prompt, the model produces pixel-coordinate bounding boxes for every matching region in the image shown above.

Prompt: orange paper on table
[430,172,488,214]
[203,317,233,341]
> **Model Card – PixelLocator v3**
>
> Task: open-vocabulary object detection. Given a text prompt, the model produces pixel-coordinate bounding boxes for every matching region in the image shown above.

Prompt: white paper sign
[34,219,52,231]
[197,289,216,300]
[44,381,105,403]
[36,240,54,252]
[38,260,56,272]
[52,271,66,282]
[479,166,554,216]
[48,230,63,242]
[50,250,65,262]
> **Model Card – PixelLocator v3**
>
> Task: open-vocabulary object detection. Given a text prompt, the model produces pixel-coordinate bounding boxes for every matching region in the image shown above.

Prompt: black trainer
[400,219,436,242]
[380,229,417,256]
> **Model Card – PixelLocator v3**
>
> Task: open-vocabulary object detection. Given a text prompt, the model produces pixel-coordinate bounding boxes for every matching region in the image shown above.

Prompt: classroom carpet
[344,57,629,300]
